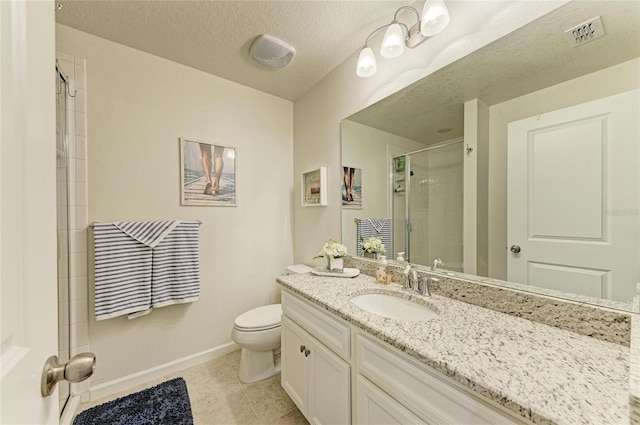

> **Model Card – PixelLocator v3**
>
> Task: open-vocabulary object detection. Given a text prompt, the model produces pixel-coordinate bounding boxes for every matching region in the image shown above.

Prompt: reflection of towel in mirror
[356,218,392,256]
[93,220,200,320]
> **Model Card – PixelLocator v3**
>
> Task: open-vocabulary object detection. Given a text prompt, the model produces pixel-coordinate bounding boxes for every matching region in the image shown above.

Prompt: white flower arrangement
[360,236,386,254]
[316,239,349,259]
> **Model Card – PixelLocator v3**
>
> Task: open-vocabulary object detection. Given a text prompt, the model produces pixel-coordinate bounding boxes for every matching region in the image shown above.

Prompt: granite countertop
[277,272,630,425]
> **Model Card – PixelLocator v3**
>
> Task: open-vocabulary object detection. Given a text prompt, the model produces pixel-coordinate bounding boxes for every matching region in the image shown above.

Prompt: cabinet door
[307,335,351,425]
[281,318,308,415]
[356,376,425,425]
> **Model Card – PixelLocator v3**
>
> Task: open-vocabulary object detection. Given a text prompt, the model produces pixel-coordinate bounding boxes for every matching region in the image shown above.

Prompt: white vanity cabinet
[354,333,529,425]
[281,291,351,425]
[356,374,425,424]
[281,289,530,425]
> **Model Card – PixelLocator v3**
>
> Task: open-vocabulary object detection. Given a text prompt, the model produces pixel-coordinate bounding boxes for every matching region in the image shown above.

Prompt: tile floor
[79,350,309,425]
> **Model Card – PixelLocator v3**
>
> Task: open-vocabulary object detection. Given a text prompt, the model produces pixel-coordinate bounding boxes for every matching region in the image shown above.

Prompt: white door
[1,1,60,423]
[507,89,640,302]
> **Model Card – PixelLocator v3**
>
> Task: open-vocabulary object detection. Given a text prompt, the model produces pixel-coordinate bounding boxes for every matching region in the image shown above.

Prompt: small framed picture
[301,167,327,206]
[342,166,362,209]
[180,138,237,206]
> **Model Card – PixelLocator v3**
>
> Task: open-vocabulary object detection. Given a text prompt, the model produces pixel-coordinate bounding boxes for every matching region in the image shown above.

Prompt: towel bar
[89,220,202,229]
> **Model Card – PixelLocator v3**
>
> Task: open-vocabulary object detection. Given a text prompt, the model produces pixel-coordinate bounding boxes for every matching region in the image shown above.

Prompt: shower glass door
[56,66,71,412]
[393,141,464,271]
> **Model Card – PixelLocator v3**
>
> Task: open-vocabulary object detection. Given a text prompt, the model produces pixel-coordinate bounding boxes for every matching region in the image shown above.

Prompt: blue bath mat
[73,377,193,425]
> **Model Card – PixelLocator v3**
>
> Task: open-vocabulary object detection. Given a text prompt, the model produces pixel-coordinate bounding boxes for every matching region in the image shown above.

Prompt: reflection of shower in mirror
[392,140,463,270]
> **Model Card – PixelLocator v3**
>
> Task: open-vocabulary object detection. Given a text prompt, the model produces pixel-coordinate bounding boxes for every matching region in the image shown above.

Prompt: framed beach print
[301,167,327,206]
[180,138,237,206]
[341,166,362,209]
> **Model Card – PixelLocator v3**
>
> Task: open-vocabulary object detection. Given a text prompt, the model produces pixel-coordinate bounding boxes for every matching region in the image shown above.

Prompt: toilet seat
[234,304,282,332]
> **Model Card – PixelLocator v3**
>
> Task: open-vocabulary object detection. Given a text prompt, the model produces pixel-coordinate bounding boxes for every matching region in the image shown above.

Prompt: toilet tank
[285,264,313,275]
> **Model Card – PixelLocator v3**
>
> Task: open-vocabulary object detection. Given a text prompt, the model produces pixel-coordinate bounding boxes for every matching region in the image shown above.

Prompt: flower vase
[363,252,378,260]
[325,257,344,273]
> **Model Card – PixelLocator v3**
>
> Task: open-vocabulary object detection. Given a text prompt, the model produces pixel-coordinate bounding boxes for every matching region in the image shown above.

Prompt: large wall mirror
[341,0,640,311]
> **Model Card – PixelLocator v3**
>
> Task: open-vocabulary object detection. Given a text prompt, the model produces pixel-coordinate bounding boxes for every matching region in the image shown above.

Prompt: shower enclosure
[55,63,72,412]
[392,139,464,271]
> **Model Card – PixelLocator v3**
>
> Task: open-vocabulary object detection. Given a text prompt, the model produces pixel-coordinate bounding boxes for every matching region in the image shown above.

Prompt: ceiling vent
[249,34,296,70]
[564,16,605,47]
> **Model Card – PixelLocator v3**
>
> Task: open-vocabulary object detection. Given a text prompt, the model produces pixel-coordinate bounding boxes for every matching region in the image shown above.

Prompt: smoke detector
[249,34,296,70]
[564,16,605,47]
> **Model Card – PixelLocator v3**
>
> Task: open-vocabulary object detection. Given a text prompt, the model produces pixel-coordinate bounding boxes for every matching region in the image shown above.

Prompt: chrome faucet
[419,276,437,297]
[411,268,418,289]
[403,264,414,290]
[403,265,432,296]
[431,258,443,271]
[403,264,419,291]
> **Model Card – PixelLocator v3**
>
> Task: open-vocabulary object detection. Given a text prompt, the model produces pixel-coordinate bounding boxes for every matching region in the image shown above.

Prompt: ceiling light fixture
[356,0,450,78]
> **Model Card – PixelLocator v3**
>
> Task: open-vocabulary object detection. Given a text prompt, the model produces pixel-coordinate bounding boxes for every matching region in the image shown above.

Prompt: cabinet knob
[304,348,311,357]
[300,345,305,353]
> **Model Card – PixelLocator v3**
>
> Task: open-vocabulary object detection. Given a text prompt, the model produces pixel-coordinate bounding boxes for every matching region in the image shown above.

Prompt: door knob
[510,245,521,253]
[41,352,96,397]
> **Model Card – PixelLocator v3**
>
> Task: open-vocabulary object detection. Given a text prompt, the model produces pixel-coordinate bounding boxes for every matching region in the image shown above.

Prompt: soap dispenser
[376,256,391,284]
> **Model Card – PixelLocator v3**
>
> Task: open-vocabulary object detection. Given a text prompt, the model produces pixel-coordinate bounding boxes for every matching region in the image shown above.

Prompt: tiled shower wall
[56,52,90,401]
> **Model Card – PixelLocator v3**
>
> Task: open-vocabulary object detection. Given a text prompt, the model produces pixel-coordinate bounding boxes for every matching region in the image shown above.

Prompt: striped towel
[357,218,392,256]
[93,221,200,320]
[150,222,200,309]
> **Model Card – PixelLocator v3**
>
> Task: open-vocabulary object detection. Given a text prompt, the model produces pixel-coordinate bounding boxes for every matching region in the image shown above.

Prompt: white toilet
[231,264,313,383]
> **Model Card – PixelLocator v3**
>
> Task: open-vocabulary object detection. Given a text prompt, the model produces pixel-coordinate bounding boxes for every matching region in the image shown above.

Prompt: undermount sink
[350,293,438,321]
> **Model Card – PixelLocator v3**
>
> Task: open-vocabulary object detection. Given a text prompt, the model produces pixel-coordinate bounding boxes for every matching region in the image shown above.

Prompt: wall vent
[564,16,605,47]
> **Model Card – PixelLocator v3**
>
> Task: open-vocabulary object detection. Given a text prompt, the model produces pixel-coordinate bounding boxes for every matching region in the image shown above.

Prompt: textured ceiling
[346,0,640,145]
[55,0,411,101]
[54,1,640,138]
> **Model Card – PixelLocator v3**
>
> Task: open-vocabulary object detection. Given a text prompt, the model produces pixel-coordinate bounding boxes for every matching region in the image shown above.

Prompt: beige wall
[292,1,566,267]
[340,120,424,256]
[463,98,489,276]
[488,58,640,280]
[56,25,294,387]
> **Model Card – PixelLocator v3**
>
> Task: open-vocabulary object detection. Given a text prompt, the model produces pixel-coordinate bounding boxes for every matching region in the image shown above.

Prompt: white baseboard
[89,341,239,401]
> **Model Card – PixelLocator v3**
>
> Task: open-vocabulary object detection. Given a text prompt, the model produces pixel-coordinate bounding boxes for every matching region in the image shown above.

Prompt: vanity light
[421,0,450,36]
[380,23,405,58]
[356,47,377,77]
[356,0,450,78]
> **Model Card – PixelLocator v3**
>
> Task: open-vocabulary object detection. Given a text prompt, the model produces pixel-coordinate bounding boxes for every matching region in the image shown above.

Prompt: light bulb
[380,23,404,59]
[421,0,450,37]
[356,47,377,78]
